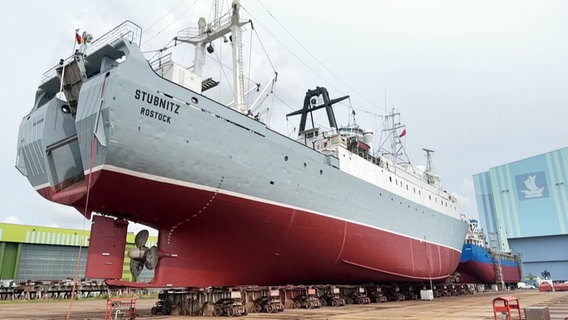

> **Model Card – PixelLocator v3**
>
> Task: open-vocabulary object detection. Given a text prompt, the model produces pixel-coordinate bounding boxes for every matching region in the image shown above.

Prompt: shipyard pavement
[1,290,568,319]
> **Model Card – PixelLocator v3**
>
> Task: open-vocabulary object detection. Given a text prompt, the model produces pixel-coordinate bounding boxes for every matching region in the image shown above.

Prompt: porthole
[191,97,198,104]
[284,156,288,161]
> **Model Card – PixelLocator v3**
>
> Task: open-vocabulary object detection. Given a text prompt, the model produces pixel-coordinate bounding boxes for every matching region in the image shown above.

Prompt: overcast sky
[1,0,567,235]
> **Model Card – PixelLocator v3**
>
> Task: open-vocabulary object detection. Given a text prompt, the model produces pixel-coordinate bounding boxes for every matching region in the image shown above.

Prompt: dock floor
[1,290,567,319]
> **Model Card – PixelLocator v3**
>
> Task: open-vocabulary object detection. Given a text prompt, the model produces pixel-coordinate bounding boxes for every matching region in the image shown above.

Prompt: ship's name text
[134,89,180,114]
[140,108,171,123]
[32,118,44,127]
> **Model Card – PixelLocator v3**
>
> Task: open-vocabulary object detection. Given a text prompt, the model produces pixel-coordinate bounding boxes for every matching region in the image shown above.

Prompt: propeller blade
[145,246,159,270]
[130,259,144,278]
[134,229,149,248]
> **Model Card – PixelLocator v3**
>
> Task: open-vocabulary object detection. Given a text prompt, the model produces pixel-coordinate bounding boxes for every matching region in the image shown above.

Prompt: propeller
[128,230,159,279]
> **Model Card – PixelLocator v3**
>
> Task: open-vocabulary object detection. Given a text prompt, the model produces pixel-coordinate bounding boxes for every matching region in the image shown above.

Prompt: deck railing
[41,20,142,84]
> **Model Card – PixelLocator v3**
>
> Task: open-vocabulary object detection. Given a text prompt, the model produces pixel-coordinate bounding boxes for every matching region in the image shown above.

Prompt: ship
[457,219,521,285]
[15,1,468,288]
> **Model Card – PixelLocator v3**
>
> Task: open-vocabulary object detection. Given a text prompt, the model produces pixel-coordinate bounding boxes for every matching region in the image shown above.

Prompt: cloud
[128,222,158,237]
[452,190,476,218]
[2,0,566,246]
[463,178,474,190]
[32,203,89,230]
[1,215,22,224]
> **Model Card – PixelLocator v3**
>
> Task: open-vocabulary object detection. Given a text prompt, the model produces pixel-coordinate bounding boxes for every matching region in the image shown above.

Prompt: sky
[0,0,567,235]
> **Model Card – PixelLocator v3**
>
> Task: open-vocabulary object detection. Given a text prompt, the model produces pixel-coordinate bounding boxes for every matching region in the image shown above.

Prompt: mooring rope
[66,73,109,320]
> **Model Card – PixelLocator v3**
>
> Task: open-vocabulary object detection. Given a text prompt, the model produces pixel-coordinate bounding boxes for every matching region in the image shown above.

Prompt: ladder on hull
[489,232,505,288]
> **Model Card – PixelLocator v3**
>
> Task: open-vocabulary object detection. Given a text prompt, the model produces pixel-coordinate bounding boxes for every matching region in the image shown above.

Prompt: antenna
[384,80,387,116]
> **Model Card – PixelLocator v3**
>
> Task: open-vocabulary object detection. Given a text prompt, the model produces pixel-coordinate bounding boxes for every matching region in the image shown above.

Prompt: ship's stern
[16,92,88,203]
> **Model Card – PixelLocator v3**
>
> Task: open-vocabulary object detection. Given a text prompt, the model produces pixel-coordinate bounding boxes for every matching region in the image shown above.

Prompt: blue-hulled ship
[457,219,521,285]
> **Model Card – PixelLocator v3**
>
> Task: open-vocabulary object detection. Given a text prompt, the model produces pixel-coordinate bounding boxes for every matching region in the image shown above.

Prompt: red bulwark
[85,215,128,279]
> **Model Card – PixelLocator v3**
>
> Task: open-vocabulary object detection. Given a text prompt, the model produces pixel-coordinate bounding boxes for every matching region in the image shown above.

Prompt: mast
[422,148,440,186]
[423,148,435,173]
[175,0,249,114]
[193,18,207,78]
[230,0,246,114]
[286,87,349,134]
[390,109,397,162]
[383,108,405,163]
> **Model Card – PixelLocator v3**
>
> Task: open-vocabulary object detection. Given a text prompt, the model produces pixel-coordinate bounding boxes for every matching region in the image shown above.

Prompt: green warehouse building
[0,222,156,282]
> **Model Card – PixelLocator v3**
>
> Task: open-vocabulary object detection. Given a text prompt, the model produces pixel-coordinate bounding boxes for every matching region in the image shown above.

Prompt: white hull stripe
[35,164,462,252]
[33,182,51,190]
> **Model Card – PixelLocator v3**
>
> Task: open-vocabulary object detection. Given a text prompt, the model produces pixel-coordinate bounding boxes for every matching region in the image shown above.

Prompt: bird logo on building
[520,175,544,198]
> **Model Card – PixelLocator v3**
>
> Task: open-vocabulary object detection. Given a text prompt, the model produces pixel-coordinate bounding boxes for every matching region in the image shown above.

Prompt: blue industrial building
[473,147,568,281]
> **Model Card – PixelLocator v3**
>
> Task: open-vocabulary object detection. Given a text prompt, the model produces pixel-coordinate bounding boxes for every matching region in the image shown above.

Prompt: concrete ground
[1,290,567,319]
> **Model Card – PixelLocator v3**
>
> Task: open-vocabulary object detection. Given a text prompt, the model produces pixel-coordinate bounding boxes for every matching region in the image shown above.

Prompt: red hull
[457,261,521,284]
[501,265,522,284]
[38,168,462,287]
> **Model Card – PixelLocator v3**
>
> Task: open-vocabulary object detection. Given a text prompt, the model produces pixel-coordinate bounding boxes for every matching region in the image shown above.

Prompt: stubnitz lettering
[135,89,180,114]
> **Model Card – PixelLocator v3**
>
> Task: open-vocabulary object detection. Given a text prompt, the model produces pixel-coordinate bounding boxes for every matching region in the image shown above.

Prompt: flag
[399,129,407,138]
[75,31,83,44]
